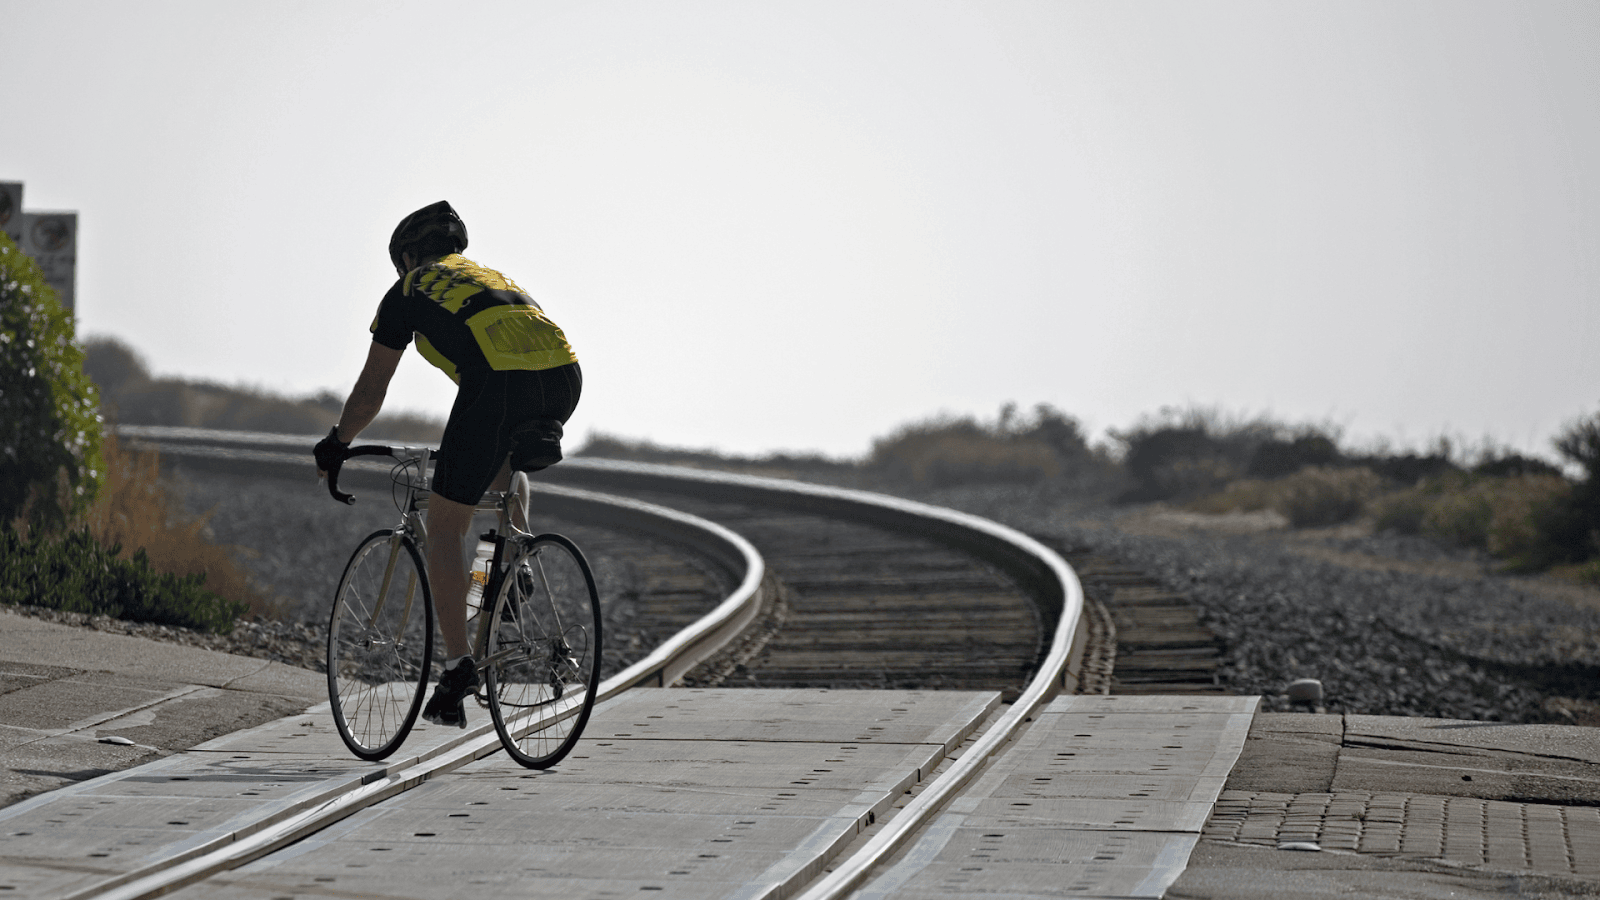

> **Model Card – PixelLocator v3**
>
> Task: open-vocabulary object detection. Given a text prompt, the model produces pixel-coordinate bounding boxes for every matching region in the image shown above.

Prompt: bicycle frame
[376,448,543,666]
[326,442,602,767]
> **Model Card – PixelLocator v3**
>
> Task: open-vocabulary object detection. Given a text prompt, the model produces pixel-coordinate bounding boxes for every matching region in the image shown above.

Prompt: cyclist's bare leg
[425,494,475,660]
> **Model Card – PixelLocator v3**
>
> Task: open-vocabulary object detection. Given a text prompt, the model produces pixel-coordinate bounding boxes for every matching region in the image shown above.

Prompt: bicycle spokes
[485,535,602,768]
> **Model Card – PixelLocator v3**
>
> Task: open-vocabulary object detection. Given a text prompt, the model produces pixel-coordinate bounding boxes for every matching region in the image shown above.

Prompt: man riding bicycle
[314,201,581,728]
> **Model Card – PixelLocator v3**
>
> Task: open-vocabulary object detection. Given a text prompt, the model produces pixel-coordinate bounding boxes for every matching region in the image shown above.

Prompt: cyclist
[314,200,581,728]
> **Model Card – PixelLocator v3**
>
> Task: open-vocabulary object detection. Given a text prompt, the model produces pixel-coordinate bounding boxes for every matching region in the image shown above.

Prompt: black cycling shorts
[430,362,582,506]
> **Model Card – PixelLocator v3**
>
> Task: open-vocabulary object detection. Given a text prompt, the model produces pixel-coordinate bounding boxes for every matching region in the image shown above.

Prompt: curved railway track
[572,487,1046,698]
[95,427,1158,900]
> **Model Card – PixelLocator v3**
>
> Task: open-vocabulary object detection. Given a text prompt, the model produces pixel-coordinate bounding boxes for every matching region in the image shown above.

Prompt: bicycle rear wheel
[484,533,602,769]
[327,529,434,760]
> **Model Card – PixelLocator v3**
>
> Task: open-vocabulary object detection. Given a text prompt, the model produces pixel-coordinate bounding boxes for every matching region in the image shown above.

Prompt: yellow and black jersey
[370,254,578,383]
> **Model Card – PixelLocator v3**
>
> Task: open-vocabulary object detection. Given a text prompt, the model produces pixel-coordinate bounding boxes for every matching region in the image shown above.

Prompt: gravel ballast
[24,466,1600,727]
[903,483,1600,725]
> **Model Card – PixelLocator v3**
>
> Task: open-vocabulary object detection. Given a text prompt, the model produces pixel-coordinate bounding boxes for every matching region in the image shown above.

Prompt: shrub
[1483,475,1572,562]
[1556,411,1600,480]
[1371,472,1572,565]
[1371,489,1429,535]
[1247,431,1342,479]
[0,526,246,632]
[1186,478,1280,515]
[1518,410,1600,569]
[1352,451,1458,487]
[1278,466,1384,528]
[1472,452,1563,479]
[1112,407,1283,502]
[1189,466,1382,528]
[868,415,1060,486]
[83,434,272,618]
[0,232,104,533]
[861,403,1124,491]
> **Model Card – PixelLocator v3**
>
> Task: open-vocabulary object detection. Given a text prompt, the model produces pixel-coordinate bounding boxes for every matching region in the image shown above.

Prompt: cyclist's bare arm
[333,341,404,445]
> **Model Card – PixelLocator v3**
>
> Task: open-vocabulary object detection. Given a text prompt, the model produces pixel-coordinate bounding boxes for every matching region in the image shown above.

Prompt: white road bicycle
[321,444,602,768]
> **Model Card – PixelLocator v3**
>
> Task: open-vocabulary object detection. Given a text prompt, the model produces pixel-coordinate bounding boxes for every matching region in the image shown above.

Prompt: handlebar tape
[325,445,396,505]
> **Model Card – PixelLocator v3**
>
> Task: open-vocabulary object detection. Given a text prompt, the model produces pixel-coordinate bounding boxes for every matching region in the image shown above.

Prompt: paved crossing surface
[0,689,996,899]
[6,613,1600,898]
[0,689,1260,899]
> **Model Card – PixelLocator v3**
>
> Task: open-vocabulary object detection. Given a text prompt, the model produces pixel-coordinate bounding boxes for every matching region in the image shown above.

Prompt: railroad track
[77,427,1235,899]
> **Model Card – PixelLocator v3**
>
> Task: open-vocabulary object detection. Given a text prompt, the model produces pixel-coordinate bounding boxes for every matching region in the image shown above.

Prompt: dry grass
[82,435,273,618]
[1372,472,1571,562]
[1189,466,1384,527]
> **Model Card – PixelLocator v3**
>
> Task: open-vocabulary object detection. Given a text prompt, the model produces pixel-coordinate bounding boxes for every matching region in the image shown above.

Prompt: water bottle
[464,538,494,620]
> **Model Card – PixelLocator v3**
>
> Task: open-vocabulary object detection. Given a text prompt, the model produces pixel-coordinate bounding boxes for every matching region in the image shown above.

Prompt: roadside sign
[1,181,78,313]
[16,211,77,313]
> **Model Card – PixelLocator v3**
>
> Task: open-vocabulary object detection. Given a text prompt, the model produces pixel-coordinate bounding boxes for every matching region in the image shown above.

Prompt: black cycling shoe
[421,658,481,729]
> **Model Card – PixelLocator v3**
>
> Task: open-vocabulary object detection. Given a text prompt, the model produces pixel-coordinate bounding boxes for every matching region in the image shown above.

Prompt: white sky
[5,1,1597,459]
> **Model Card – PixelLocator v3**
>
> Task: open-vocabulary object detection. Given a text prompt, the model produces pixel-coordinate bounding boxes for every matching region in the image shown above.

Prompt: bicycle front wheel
[484,533,602,769]
[327,529,435,760]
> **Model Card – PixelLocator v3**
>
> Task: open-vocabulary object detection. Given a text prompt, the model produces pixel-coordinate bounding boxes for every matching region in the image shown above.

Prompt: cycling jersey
[370,254,578,383]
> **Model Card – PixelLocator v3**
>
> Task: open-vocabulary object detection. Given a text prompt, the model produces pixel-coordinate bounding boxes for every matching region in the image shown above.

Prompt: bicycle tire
[327,529,435,760]
[484,533,603,769]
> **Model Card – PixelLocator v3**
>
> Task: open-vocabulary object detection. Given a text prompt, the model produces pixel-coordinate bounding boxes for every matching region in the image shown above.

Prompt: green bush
[1189,466,1382,528]
[1278,466,1384,528]
[0,527,247,632]
[1371,472,1572,566]
[864,404,1118,490]
[1112,408,1286,502]
[868,415,1060,486]
[1247,432,1342,479]
[1349,450,1458,487]
[1526,410,1600,568]
[0,233,104,532]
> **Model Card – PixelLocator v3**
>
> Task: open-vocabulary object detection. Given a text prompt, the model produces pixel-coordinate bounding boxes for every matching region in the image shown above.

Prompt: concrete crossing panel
[0,689,999,900]
[850,694,1257,899]
[592,688,998,751]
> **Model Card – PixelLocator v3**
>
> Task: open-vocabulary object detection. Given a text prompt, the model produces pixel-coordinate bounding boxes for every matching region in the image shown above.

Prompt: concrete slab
[852,695,1258,900]
[0,610,329,810]
[0,689,999,900]
[592,688,999,751]
[0,733,162,802]
[0,661,79,695]
[1336,715,1600,805]
[0,673,197,733]
[1347,715,1600,763]
[558,738,945,792]
[1165,839,1596,900]
[854,830,1200,900]
[1223,712,1342,794]
[0,612,322,698]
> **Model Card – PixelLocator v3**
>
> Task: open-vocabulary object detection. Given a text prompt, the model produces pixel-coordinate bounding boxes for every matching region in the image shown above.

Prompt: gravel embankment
[28,466,1600,726]
[910,483,1600,724]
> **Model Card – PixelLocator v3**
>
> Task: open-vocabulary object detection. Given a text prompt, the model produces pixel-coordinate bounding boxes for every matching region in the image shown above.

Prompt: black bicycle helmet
[389,200,468,275]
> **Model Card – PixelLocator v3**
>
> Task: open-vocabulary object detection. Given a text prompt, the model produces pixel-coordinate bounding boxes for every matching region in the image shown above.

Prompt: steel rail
[109,428,1085,900]
[86,429,768,900]
[541,459,1087,900]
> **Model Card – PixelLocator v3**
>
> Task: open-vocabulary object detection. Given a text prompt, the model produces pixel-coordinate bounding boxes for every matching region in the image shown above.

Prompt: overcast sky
[6,1,1596,460]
